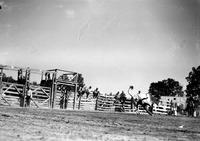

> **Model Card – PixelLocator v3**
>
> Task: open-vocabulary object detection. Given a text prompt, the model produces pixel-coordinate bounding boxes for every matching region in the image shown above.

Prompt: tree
[149,78,184,99]
[163,78,184,97]
[2,73,17,83]
[186,66,200,97]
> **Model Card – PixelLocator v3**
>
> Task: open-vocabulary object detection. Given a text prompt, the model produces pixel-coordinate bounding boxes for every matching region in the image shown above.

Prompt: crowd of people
[76,85,152,113]
[77,85,200,116]
[185,95,199,117]
[77,85,100,99]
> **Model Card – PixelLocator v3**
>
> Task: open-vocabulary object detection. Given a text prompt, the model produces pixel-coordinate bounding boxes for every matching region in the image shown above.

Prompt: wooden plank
[1,96,11,106]
[2,82,24,87]
[2,84,14,95]
[4,91,21,96]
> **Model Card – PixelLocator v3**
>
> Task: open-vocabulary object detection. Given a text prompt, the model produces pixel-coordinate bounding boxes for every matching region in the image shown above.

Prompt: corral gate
[0,66,53,108]
[0,65,81,110]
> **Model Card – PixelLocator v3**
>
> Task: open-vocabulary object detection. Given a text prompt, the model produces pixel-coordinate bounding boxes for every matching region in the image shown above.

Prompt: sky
[0,0,200,94]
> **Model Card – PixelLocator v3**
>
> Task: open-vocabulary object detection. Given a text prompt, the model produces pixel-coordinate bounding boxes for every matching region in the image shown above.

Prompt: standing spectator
[119,91,126,111]
[85,86,92,99]
[169,100,174,115]
[59,93,64,109]
[59,85,70,109]
[114,91,120,100]
[193,95,199,117]
[64,91,69,109]
[174,102,178,116]
[93,88,100,98]
[26,87,33,107]
[18,93,24,107]
[186,95,195,117]
[77,85,84,98]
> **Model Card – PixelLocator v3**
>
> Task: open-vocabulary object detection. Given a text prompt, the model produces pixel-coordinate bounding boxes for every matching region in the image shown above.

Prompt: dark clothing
[186,96,195,117]
[135,97,148,109]
[86,90,90,98]
[26,96,31,107]
[19,94,24,107]
[93,90,100,98]
[119,92,126,112]
[60,93,68,109]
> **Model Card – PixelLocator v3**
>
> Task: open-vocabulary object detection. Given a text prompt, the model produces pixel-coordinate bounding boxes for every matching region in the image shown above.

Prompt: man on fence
[77,84,92,99]
[128,86,148,112]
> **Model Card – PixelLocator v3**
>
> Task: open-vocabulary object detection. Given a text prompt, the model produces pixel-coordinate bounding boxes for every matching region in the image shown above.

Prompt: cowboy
[128,86,149,111]
[128,86,138,110]
[26,86,33,107]
[136,91,148,106]
[85,86,92,98]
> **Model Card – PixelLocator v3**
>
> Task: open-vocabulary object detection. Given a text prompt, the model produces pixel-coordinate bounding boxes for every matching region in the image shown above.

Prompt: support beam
[0,68,3,96]
[51,70,57,109]
[23,68,30,107]
[73,84,77,110]
[73,73,79,110]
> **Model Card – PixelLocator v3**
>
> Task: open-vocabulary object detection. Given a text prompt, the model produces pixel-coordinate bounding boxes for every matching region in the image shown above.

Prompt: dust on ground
[0,106,200,141]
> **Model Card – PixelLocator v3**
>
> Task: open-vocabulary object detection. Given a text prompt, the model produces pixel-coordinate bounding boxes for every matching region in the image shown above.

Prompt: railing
[0,82,24,107]
[53,90,75,110]
[0,82,172,115]
[153,105,170,115]
[0,82,51,108]
[96,94,135,112]
[96,95,115,112]
[29,84,51,108]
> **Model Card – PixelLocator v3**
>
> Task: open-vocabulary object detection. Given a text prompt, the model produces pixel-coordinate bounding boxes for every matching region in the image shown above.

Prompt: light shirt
[27,89,33,98]
[128,89,138,99]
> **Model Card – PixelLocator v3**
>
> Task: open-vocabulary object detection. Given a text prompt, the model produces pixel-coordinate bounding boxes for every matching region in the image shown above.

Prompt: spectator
[18,93,24,107]
[114,91,120,100]
[93,88,100,98]
[85,86,92,98]
[186,95,195,117]
[119,91,126,111]
[59,93,64,109]
[26,87,33,107]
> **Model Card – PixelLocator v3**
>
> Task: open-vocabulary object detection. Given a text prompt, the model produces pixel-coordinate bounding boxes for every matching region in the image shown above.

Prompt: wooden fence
[29,85,51,108]
[95,94,170,114]
[53,91,75,110]
[0,81,170,115]
[0,82,23,107]
[0,82,51,108]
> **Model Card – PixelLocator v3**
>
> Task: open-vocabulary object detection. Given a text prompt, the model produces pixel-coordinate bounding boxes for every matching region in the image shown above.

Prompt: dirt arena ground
[0,106,199,141]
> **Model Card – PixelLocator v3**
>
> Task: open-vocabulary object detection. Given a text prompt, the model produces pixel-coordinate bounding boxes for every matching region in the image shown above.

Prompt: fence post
[23,68,30,107]
[51,70,57,109]
[72,84,76,110]
[0,68,3,100]
[78,95,81,110]
[95,96,98,110]
[72,73,79,110]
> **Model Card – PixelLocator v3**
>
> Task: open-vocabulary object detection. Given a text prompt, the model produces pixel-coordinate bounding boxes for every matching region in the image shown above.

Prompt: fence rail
[1,82,170,115]
[0,82,51,108]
